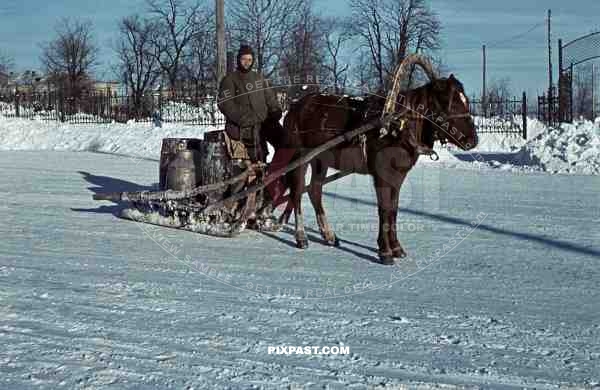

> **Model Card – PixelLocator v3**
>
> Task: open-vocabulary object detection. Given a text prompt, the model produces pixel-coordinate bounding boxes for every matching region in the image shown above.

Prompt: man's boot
[224,159,246,216]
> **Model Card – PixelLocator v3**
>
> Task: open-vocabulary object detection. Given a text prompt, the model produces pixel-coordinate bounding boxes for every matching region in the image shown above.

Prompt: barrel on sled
[158,132,233,202]
[116,130,274,236]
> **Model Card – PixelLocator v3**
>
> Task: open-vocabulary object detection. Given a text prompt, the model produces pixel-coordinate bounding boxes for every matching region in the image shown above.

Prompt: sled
[92,115,396,237]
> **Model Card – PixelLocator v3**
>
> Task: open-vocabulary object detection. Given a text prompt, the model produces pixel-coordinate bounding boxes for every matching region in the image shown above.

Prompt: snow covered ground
[0,150,599,389]
[0,115,599,388]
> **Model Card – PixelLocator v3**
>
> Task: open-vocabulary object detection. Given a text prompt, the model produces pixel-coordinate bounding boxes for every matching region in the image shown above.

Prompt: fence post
[15,86,20,118]
[58,89,65,122]
[158,84,163,122]
[569,62,574,122]
[522,91,527,139]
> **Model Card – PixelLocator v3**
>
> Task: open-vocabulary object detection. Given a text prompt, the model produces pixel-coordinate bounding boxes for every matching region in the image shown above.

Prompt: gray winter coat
[217,70,281,139]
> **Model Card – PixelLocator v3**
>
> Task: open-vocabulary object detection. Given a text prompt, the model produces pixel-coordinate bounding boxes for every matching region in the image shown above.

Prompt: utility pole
[558,38,563,122]
[216,0,226,85]
[593,63,596,120]
[482,44,487,116]
[547,9,553,122]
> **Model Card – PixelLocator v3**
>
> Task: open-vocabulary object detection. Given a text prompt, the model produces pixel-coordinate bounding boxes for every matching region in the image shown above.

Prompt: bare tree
[227,0,304,78]
[347,47,379,95]
[40,18,98,97]
[182,9,216,98]
[349,0,441,91]
[349,0,385,90]
[485,77,512,116]
[115,15,161,118]
[279,1,325,98]
[322,18,352,94]
[0,50,14,74]
[146,0,202,91]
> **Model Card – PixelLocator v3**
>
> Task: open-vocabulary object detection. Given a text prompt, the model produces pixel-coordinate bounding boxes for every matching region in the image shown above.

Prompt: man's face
[239,54,253,71]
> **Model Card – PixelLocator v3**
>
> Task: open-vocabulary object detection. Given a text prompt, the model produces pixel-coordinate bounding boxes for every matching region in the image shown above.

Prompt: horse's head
[383,54,478,151]
[430,74,478,150]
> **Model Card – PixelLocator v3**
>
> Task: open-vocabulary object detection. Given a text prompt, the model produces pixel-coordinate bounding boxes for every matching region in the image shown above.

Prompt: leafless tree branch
[39,17,99,97]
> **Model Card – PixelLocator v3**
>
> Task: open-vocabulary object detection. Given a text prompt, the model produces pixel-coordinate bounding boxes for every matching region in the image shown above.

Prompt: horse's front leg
[291,164,308,249]
[308,160,339,246]
[375,178,395,264]
[389,180,408,258]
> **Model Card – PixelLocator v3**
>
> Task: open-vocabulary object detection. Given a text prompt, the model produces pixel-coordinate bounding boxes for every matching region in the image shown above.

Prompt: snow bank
[512,119,600,175]
[416,117,600,175]
[1,114,599,174]
[0,116,220,160]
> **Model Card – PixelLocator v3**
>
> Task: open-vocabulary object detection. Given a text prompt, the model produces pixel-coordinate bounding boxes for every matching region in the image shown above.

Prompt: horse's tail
[266,101,300,207]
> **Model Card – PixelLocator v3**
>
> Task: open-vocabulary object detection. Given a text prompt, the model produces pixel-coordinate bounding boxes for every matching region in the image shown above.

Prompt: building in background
[92,80,123,95]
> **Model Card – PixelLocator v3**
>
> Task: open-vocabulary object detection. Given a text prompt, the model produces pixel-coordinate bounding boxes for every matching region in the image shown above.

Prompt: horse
[264,55,478,264]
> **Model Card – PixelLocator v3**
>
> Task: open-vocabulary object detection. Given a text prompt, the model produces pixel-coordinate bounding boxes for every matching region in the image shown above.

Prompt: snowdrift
[1,114,599,175]
[511,118,600,175]
[0,116,220,160]
[420,117,600,175]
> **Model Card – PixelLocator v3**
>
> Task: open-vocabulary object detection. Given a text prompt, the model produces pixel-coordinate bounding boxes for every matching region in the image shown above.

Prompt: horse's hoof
[392,246,407,258]
[246,218,258,230]
[324,235,340,247]
[296,239,309,249]
[378,252,395,265]
[333,236,340,247]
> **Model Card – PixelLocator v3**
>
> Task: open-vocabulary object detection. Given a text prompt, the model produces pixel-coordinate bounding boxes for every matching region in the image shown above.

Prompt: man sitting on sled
[217,44,283,230]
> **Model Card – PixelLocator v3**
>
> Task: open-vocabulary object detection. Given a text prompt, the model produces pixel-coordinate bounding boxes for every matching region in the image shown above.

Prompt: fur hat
[238,44,254,57]
[237,44,254,72]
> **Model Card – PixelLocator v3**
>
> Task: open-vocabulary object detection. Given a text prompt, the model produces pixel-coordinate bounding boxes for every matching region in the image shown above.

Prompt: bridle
[375,79,472,159]
[441,83,471,119]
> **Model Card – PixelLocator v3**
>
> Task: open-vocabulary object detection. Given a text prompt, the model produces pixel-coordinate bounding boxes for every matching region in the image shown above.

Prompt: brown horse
[266,56,478,264]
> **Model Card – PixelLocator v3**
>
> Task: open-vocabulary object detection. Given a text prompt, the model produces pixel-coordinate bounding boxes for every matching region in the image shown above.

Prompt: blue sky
[1,0,599,99]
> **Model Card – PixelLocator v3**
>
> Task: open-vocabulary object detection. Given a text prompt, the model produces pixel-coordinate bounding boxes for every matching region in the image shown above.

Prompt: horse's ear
[449,73,455,80]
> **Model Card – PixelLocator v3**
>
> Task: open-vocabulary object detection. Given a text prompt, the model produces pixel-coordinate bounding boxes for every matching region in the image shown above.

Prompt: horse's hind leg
[278,200,293,225]
[291,164,309,249]
[308,160,339,247]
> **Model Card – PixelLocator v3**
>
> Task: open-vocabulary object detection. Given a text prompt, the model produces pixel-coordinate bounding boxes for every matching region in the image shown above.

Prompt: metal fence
[557,31,600,123]
[0,90,226,126]
[1,89,529,138]
[468,93,528,138]
[537,93,560,127]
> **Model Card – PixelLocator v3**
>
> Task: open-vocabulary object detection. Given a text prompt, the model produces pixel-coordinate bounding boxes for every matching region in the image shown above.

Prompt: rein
[291,83,471,160]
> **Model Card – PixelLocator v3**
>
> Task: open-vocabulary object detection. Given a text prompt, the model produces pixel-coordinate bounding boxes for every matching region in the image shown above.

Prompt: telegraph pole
[593,63,596,119]
[482,44,487,116]
[216,0,226,84]
[547,9,553,120]
[558,38,563,122]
